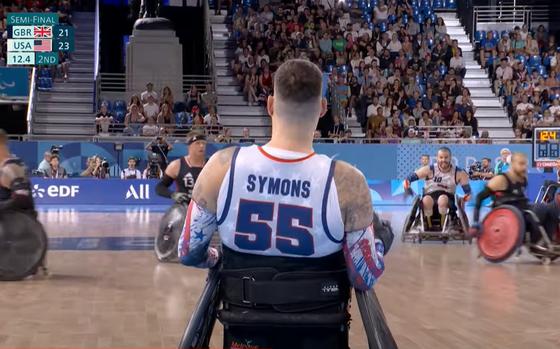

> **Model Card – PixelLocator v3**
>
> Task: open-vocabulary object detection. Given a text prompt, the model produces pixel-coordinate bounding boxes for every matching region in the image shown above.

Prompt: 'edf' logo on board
[126,184,150,200]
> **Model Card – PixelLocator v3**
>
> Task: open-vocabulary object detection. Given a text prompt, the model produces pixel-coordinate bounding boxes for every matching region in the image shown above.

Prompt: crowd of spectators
[97,82,234,142]
[229,0,479,141]
[479,24,560,141]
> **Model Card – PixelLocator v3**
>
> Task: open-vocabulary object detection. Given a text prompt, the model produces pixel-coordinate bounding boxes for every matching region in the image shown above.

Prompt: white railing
[203,0,216,89]
[99,73,212,94]
[93,0,101,113]
[26,67,37,134]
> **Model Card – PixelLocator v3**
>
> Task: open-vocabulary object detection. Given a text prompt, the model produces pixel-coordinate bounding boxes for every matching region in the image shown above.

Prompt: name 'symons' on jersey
[216,145,345,258]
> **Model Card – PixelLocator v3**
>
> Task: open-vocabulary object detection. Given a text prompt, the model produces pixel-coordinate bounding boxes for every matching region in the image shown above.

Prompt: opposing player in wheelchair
[401,147,472,244]
[471,153,560,264]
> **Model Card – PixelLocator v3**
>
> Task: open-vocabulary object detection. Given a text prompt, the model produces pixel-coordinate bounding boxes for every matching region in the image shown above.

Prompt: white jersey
[424,164,459,194]
[216,145,345,258]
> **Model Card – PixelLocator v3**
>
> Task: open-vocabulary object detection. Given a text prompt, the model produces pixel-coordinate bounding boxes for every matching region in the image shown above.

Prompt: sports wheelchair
[401,194,471,244]
[0,210,48,281]
[177,265,398,349]
[477,181,560,264]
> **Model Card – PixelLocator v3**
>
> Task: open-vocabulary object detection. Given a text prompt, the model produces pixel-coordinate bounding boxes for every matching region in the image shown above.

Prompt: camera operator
[145,136,173,170]
[469,157,494,180]
[143,153,164,179]
[44,155,68,179]
[121,156,142,179]
[92,156,110,179]
[156,132,206,204]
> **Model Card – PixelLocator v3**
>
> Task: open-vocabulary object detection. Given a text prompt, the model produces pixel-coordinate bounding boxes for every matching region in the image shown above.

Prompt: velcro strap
[218,309,349,327]
[221,269,349,306]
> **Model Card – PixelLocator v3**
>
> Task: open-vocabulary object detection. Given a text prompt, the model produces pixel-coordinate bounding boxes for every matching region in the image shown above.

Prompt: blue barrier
[9,141,537,181]
[0,67,30,97]
[32,176,553,206]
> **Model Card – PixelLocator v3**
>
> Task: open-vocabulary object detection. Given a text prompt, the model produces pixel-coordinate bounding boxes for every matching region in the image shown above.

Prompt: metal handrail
[26,67,37,134]
[203,0,216,89]
[14,132,531,145]
[93,0,101,113]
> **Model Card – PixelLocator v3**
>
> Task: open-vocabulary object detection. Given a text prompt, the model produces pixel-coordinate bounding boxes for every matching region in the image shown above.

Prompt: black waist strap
[220,268,349,307]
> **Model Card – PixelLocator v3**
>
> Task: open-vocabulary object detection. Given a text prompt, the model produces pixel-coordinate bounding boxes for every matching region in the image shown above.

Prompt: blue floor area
[38,204,170,212]
[49,236,154,251]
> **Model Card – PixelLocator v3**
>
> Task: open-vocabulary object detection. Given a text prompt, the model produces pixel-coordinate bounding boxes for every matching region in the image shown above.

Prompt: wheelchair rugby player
[0,129,48,281]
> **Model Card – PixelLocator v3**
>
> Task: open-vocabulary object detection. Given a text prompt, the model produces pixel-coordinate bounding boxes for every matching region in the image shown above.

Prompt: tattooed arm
[334,161,385,291]
[178,147,236,268]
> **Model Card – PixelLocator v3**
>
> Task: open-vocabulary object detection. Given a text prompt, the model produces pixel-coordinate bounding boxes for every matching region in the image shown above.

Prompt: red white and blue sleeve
[178,200,220,268]
[342,224,385,291]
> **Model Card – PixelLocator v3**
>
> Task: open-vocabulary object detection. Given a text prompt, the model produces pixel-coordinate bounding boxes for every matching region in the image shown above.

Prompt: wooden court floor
[0,209,559,349]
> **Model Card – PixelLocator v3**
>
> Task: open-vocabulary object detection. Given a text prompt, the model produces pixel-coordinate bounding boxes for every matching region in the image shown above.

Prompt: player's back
[216,145,345,267]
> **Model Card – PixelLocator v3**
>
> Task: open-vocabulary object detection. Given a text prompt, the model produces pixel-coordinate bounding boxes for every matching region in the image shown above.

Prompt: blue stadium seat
[474,31,483,42]
[433,0,443,8]
[544,56,552,67]
[529,55,542,67]
[113,100,127,112]
[114,111,125,124]
[173,101,186,113]
[445,0,457,9]
[402,13,408,24]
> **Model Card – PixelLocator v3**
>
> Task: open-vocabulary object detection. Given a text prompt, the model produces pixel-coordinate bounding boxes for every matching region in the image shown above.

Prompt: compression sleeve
[178,200,219,268]
[343,223,385,291]
[406,172,420,182]
[155,174,174,198]
[473,186,493,223]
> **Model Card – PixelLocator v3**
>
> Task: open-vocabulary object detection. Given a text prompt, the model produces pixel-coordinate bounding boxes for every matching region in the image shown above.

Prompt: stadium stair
[32,11,96,136]
[210,14,271,138]
[437,11,513,139]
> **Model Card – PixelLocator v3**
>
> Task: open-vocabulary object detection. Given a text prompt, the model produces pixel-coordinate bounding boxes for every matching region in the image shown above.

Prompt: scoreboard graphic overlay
[533,127,560,168]
[6,13,74,66]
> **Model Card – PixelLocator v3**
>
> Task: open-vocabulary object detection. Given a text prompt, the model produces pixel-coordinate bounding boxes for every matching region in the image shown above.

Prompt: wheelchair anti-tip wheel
[478,205,524,263]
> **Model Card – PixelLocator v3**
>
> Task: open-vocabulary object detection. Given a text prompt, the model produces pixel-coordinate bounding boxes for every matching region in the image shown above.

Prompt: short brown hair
[274,59,322,105]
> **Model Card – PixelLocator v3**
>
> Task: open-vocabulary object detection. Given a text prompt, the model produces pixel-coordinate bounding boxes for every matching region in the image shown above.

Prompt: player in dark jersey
[155,132,206,205]
[0,129,48,280]
[471,153,559,246]
[0,130,35,215]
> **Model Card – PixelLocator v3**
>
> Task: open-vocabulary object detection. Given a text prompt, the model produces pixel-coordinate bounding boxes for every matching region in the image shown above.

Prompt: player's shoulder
[333,160,367,190]
[207,146,238,168]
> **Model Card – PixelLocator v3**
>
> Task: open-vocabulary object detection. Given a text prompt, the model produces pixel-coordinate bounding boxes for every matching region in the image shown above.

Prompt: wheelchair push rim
[478,205,524,263]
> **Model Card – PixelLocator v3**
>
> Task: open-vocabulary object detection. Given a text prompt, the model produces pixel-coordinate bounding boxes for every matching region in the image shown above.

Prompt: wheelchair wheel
[478,205,524,263]
[401,196,420,242]
[154,204,187,262]
[0,211,48,281]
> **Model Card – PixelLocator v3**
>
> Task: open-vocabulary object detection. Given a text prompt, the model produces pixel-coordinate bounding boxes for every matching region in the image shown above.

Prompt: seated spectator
[141,82,158,104]
[191,106,206,132]
[124,104,146,136]
[239,127,255,144]
[463,110,479,137]
[204,106,221,124]
[95,104,113,135]
[156,102,173,132]
[37,151,52,175]
[159,86,174,108]
[207,112,223,136]
[215,128,233,144]
[143,95,159,120]
[142,117,160,137]
[44,155,67,179]
[185,85,201,111]
[201,83,217,113]
[121,157,142,179]
[450,50,465,78]
[129,94,144,114]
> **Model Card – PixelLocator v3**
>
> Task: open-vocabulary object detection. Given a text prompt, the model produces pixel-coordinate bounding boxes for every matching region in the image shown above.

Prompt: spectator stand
[467,4,560,143]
